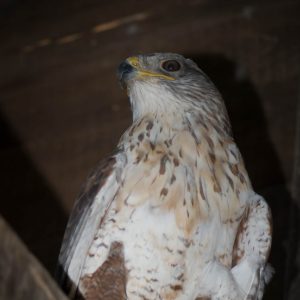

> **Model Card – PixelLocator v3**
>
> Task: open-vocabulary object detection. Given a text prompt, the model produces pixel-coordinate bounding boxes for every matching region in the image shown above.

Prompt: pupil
[162,60,180,72]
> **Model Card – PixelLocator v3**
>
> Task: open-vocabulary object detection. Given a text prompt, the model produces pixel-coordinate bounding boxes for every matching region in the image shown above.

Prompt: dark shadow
[185,53,297,299]
[186,54,284,188]
[0,109,68,273]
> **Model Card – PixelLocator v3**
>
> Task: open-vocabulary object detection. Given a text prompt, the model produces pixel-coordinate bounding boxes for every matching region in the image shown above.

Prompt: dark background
[0,0,299,299]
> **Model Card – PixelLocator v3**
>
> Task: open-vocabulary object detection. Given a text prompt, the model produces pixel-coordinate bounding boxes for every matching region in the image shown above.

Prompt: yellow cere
[127,56,139,68]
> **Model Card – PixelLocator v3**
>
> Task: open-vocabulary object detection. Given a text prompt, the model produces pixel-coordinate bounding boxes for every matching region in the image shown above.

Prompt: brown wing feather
[56,154,118,296]
[78,242,127,300]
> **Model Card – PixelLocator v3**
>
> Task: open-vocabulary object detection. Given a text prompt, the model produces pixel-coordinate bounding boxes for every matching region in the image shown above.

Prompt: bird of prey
[57,53,272,300]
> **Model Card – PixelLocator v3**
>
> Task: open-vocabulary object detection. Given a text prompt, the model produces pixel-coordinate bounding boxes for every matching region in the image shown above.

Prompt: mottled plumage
[57,53,272,300]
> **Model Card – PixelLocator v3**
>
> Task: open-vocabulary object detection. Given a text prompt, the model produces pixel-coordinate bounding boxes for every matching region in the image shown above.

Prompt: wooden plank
[0,216,68,300]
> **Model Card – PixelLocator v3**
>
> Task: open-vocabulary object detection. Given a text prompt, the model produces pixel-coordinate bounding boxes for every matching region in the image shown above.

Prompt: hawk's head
[118,53,224,122]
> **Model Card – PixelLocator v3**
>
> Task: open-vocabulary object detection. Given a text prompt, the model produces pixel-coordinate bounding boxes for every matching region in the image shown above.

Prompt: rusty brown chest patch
[79,242,127,300]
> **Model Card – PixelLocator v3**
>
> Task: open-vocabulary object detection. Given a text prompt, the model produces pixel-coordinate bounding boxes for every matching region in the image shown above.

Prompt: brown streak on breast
[160,155,169,174]
[173,157,180,167]
[80,242,127,300]
[170,174,176,184]
[179,148,183,158]
[150,142,155,150]
[239,172,246,184]
[160,187,169,196]
[211,171,221,194]
[205,135,214,150]
[209,153,216,164]
[229,164,239,176]
[138,133,144,142]
[135,150,144,164]
[225,173,234,190]
[199,177,206,202]
[146,120,153,131]
[170,284,183,291]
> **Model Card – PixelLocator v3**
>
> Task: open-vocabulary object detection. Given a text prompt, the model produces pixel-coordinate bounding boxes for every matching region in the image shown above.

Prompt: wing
[231,192,273,299]
[56,151,122,298]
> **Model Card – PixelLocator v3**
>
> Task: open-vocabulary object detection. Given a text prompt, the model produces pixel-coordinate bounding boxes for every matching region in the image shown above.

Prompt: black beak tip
[117,61,134,82]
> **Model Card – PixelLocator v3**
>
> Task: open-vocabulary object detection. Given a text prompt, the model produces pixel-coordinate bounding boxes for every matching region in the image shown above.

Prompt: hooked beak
[117,56,174,88]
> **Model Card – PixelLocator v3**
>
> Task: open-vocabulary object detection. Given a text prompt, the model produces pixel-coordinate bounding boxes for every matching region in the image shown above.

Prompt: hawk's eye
[162,60,181,72]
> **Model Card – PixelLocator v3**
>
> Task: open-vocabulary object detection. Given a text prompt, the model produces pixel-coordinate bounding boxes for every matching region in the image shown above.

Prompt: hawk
[57,53,272,300]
